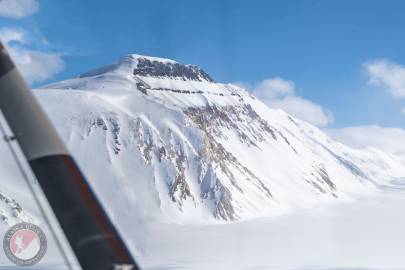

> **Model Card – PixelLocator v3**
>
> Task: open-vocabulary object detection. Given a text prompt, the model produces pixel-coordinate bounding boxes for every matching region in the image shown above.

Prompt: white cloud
[254,77,295,99]
[0,28,64,83]
[250,77,334,127]
[10,47,64,83]
[364,59,405,98]
[0,27,27,43]
[0,0,39,18]
[326,125,405,157]
[267,95,334,127]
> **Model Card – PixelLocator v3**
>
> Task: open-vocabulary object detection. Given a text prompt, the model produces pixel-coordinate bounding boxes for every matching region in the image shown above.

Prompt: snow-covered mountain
[2,54,405,226]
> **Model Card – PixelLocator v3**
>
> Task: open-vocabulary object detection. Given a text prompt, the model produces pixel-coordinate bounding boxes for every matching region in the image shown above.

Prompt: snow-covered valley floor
[137,178,405,270]
[4,180,403,270]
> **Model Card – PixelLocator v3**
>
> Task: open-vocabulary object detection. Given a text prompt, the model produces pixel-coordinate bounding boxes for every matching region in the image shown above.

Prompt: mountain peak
[131,54,214,82]
[79,53,214,83]
[127,54,178,64]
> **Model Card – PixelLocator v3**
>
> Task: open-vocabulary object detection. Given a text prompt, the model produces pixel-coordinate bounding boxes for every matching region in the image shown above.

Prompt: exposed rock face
[133,57,214,82]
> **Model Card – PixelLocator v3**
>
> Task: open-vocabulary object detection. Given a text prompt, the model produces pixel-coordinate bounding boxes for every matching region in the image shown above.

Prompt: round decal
[3,223,47,266]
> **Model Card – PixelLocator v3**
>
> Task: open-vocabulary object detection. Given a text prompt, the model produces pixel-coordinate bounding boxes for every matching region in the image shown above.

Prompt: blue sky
[1,0,405,134]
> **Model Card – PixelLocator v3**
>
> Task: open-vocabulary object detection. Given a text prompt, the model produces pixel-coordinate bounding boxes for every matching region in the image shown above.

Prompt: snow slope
[1,54,405,269]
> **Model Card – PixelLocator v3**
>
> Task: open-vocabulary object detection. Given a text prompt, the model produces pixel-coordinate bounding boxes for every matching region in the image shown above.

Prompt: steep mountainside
[2,54,405,226]
[39,54,405,222]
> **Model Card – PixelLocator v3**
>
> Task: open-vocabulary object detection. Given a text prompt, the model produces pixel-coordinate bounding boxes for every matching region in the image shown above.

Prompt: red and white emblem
[3,223,47,266]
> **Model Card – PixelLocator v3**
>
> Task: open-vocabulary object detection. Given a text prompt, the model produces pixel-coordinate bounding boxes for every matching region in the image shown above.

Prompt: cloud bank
[0,28,64,83]
[0,0,39,18]
[326,125,405,157]
[364,59,405,98]
[247,77,334,127]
